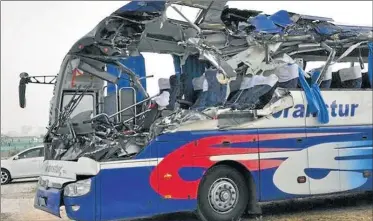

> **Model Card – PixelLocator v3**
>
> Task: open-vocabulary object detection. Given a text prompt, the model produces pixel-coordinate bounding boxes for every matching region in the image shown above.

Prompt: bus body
[35,89,373,221]
[16,1,372,221]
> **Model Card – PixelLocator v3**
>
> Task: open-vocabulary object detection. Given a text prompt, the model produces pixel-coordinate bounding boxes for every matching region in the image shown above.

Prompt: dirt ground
[1,180,372,221]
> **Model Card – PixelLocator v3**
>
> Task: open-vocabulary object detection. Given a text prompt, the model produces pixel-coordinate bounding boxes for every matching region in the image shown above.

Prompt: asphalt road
[1,180,372,221]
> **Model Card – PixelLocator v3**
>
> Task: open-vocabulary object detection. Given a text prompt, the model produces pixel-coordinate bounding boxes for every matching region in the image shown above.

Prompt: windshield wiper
[45,85,92,141]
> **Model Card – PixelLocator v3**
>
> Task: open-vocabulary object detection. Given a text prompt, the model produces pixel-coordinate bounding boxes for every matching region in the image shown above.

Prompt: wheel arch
[206,160,261,215]
[1,167,12,179]
[1,167,11,173]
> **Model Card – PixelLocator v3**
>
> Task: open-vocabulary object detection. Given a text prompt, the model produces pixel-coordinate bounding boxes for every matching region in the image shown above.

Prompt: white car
[1,146,44,185]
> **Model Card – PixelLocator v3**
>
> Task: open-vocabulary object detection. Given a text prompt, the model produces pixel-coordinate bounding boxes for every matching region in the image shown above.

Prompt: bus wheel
[197,165,249,221]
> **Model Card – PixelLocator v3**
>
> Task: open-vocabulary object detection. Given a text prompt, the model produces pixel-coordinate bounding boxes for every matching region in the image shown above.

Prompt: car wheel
[1,168,11,185]
[197,165,249,221]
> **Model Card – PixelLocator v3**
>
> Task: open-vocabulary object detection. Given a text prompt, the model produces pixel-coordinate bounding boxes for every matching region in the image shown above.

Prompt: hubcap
[1,171,9,184]
[208,178,239,214]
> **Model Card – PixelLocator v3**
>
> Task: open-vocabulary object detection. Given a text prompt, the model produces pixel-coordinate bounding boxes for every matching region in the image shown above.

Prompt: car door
[11,147,43,178]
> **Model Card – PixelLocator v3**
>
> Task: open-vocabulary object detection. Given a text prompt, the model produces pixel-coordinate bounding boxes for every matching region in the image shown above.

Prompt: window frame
[60,91,97,119]
[17,147,43,159]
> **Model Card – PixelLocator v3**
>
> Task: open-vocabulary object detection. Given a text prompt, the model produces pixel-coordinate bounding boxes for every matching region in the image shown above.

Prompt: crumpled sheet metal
[70,1,373,84]
[185,38,237,78]
[226,43,282,75]
[149,109,211,138]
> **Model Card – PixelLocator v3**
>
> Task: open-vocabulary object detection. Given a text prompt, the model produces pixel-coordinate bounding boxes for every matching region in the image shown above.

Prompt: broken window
[61,93,94,119]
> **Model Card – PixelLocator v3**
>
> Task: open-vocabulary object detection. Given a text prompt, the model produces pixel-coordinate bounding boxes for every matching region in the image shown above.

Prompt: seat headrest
[153,91,170,108]
[275,63,299,83]
[252,74,279,87]
[240,74,278,90]
[338,66,362,82]
[192,75,206,91]
[158,78,171,90]
[262,63,298,83]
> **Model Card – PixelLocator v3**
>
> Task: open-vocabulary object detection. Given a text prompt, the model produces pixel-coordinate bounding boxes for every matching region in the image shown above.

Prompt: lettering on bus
[273,101,359,119]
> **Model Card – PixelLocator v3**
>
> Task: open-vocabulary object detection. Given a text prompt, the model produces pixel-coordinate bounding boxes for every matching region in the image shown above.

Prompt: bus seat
[176,75,204,109]
[362,72,372,88]
[278,78,299,88]
[226,74,279,110]
[225,76,253,107]
[166,75,180,110]
[192,68,227,110]
[178,73,194,109]
[154,78,171,109]
[192,75,205,103]
[158,78,171,93]
[139,78,170,132]
[330,71,340,88]
[333,66,363,88]
[139,107,161,132]
[320,79,332,89]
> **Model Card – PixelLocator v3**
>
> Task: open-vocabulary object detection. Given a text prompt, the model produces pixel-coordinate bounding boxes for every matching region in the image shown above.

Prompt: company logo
[273,140,372,195]
[44,164,63,175]
[273,101,359,119]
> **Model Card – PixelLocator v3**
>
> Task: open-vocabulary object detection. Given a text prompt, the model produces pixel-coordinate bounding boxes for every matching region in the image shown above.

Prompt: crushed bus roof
[68,0,372,79]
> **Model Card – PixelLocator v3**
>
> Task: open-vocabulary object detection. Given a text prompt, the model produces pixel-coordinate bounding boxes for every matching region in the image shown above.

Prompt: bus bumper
[34,186,62,217]
[34,181,97,221]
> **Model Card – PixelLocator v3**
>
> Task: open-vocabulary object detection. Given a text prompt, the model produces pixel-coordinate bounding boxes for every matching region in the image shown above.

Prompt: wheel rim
[1,171,9,184]
[208,178,239,214]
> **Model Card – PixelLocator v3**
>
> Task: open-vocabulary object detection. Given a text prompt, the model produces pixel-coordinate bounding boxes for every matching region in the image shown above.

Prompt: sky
[1,1,372,136]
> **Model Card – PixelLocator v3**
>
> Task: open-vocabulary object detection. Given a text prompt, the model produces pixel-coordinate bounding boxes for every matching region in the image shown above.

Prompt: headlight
[64,179,91,197]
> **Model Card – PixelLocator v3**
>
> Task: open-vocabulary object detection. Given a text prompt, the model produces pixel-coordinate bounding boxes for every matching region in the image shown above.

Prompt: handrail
[108,95,157,119]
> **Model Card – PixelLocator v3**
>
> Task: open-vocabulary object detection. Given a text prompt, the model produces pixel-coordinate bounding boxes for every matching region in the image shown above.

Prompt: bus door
[259,90,309,201]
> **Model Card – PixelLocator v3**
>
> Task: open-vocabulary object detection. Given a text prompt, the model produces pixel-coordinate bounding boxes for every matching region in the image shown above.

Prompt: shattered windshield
[62,93,94,119]
[44,0,372,162]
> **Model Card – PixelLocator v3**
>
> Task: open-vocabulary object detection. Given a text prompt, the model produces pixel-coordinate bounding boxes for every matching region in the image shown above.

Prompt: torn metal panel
[256,88,294,116]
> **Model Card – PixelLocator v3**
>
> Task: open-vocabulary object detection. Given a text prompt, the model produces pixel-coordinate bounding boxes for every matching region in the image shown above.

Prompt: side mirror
[19,72,29,108]
[13,155,19,160]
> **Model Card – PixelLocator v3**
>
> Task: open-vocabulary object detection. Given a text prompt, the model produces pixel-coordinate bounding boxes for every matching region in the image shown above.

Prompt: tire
[197,165,249,221]
[1,168,11,185]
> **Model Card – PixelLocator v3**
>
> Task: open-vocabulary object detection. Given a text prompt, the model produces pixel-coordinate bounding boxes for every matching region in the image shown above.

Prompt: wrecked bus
[16,1,372,221]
